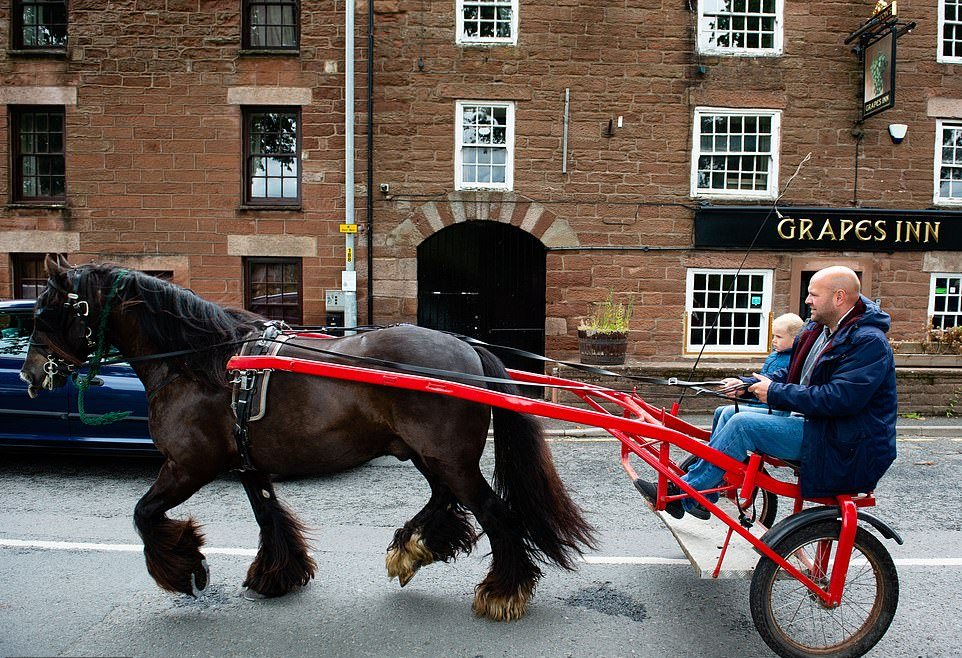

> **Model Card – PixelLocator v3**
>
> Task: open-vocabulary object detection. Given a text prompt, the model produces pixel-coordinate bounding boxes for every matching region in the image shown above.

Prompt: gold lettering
[874,220,887,241]
[895,220,902,242]
[817,219,838,241]
[777,217,796,240]
[925,221,940,243]
[855,220,873,241]
[905,221,921,242]
[799,218,814,240]
[839,219,855,241]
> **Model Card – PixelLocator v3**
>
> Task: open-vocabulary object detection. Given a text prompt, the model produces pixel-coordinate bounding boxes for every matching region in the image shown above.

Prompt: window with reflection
[455,101,514,191]
[244,258,303,324]
[13,0,67,50]
[698,0,782,55]
[12,253,48,299]
[243,0,299,50]
[457,0,517,45]
[686,268,773,353]
[691,107,780,199]
[11,106,66,203]
[243,108,300,205]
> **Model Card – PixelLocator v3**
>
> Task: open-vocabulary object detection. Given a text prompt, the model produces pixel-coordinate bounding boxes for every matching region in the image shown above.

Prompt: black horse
[20,255,595,621]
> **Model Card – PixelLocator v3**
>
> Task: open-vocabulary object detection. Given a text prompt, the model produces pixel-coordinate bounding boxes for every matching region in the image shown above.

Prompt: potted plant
[577,291,633,365]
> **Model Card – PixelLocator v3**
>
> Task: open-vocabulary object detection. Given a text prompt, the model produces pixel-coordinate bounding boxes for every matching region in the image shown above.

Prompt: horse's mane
[76,264,264,388]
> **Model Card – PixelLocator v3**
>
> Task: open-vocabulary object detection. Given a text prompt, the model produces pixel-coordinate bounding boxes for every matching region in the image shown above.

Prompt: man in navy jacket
[636,266,898,519]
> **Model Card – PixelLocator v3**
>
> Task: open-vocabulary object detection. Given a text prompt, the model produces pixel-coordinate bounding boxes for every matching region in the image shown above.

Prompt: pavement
[530,412,962,439]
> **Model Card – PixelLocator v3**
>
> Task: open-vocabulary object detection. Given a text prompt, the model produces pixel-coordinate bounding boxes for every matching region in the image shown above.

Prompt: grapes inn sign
[694,206,962,251]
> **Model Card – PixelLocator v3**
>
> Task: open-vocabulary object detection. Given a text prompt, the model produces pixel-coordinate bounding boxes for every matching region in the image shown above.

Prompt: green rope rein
[76,270,132,426]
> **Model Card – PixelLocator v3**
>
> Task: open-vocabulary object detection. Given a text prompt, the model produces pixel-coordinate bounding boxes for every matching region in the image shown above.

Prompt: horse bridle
[32,269,100,379]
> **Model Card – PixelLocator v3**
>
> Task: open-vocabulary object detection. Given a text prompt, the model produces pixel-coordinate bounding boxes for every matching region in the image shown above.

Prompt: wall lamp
[888,123,908,144]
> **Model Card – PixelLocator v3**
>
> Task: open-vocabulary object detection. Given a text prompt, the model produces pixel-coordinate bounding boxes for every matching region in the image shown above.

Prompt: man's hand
[717,377,748,399]
[749,373,772,403]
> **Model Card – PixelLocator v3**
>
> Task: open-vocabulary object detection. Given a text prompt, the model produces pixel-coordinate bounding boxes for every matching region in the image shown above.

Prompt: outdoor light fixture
[888,123,908,144]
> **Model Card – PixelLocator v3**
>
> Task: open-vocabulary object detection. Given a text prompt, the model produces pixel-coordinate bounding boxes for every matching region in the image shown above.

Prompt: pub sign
[694,206,962,251]
[863,28,895,118]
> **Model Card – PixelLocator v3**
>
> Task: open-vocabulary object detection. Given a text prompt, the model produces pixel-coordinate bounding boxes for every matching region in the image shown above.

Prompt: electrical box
[325,289,345,311]
[325,311,345,336]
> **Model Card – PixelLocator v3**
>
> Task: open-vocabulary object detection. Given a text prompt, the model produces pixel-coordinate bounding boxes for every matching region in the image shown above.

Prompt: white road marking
[2,538,961,567]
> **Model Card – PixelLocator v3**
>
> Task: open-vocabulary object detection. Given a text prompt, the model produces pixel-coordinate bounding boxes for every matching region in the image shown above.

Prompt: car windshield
[0,311,33,357]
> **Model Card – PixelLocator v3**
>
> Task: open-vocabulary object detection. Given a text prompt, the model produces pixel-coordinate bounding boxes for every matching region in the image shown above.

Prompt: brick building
[4,0,962,384]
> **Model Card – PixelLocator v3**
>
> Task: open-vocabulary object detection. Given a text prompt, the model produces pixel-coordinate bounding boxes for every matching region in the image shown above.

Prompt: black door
[418,222,546,373]
[797,269,864,321]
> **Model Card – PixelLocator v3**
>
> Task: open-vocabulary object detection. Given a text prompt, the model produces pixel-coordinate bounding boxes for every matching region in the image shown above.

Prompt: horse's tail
[474,346,596,569]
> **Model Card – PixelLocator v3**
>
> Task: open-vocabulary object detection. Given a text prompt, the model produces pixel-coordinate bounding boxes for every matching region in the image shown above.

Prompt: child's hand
[716,377,748,398]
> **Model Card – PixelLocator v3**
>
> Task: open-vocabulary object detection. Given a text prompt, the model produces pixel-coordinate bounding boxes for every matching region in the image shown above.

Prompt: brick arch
[403,192,580,247]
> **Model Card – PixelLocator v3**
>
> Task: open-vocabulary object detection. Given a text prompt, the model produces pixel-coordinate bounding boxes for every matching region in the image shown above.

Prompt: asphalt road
[0,432,960,658]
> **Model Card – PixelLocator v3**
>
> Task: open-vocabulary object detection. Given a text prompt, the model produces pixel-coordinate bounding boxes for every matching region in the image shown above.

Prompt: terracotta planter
[578,330,628,365]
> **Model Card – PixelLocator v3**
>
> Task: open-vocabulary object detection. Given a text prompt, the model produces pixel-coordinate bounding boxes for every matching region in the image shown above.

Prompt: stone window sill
[238,49,300,57]
[5,203,68,210]
[237,204,302,212]
[7,49,67,58]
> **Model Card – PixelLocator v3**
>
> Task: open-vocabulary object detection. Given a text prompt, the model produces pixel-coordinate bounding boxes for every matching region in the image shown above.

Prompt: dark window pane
[245,0,298,49]
[12,106,66,202]
[245,258,302,324]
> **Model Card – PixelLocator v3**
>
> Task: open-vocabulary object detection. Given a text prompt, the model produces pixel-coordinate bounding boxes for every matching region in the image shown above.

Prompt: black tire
[678,454,778,528]
[750,520,899,658]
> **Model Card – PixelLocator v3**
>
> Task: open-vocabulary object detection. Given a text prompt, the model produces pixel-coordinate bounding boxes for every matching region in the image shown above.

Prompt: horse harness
[230,322,293,472]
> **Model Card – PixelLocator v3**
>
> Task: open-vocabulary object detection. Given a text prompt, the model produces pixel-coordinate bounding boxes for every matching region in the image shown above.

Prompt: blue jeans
[683,408,805,511]
[711,403,788,434]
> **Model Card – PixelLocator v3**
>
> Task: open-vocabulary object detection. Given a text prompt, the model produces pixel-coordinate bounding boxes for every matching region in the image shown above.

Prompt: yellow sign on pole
[346,247,353,263]
[339,223,358,234]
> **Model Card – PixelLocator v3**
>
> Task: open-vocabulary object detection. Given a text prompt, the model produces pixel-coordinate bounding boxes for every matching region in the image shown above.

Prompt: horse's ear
[44,253,69,278]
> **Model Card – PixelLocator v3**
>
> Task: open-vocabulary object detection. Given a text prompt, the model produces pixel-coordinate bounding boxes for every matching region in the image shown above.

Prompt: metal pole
[366,0,374,325]
[562,88,570,174]
[344,0,357,334]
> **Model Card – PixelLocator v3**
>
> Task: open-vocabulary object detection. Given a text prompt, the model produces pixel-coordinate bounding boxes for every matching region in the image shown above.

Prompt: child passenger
[761,313,805,376]
[710,312,805,431]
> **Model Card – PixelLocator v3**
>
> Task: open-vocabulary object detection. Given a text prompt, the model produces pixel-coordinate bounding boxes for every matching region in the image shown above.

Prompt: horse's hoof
[473,581,534,622]
[385,532,434,587]
[190,559,210,597]
[242,588,268,601]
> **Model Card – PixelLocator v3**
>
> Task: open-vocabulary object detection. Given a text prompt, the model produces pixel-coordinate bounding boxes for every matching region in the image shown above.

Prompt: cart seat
[759,454,801,472]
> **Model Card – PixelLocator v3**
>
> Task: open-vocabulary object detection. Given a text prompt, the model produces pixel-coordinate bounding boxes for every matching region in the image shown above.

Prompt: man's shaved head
[806,266,861,328]
[811,266,861,297]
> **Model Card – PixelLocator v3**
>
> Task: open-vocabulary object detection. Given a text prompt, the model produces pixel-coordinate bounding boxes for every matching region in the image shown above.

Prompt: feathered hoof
[385,532,435,587]
[472,579,534,622]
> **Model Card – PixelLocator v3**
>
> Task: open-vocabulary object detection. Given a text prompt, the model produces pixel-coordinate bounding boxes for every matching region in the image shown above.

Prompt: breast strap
[230,322,290,472]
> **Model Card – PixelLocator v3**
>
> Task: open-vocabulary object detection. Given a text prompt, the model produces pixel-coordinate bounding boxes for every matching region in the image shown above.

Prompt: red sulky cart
[227,349,901,658]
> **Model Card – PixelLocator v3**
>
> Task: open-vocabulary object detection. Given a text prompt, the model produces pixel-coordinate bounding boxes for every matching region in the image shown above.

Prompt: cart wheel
[749,520,899,658]
[678,454,778,528]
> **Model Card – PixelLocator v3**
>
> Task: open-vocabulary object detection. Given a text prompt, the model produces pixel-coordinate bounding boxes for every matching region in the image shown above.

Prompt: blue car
[0,299,155,454]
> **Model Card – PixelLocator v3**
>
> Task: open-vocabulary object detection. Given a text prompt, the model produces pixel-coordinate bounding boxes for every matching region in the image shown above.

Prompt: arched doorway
[417,222,546,373]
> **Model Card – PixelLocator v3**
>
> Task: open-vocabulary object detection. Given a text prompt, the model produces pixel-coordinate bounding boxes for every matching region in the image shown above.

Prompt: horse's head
[20,255,106,398]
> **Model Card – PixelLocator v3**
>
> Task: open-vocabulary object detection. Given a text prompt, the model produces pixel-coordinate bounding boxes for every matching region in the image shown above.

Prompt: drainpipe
[344,0,357,333]
[366,0,374,324]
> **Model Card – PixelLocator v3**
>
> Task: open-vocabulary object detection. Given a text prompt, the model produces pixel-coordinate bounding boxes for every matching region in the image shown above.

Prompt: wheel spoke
[752,522,897,656]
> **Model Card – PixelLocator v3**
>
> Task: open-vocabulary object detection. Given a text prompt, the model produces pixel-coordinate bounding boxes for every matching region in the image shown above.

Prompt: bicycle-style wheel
[749,520,899,658]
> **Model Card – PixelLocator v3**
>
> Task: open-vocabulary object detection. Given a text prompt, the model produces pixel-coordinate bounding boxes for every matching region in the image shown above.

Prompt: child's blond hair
[773,312,804,337]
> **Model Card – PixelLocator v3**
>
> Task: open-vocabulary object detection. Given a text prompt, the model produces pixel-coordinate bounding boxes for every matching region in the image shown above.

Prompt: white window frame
[456,0,518,46]
[455,100,514,191]
[690,107,781,200]
[934,119,962,206]
[928,273,962,329]
[939,0,962,63]
[697,0,784,56]
[685,268,773,354]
